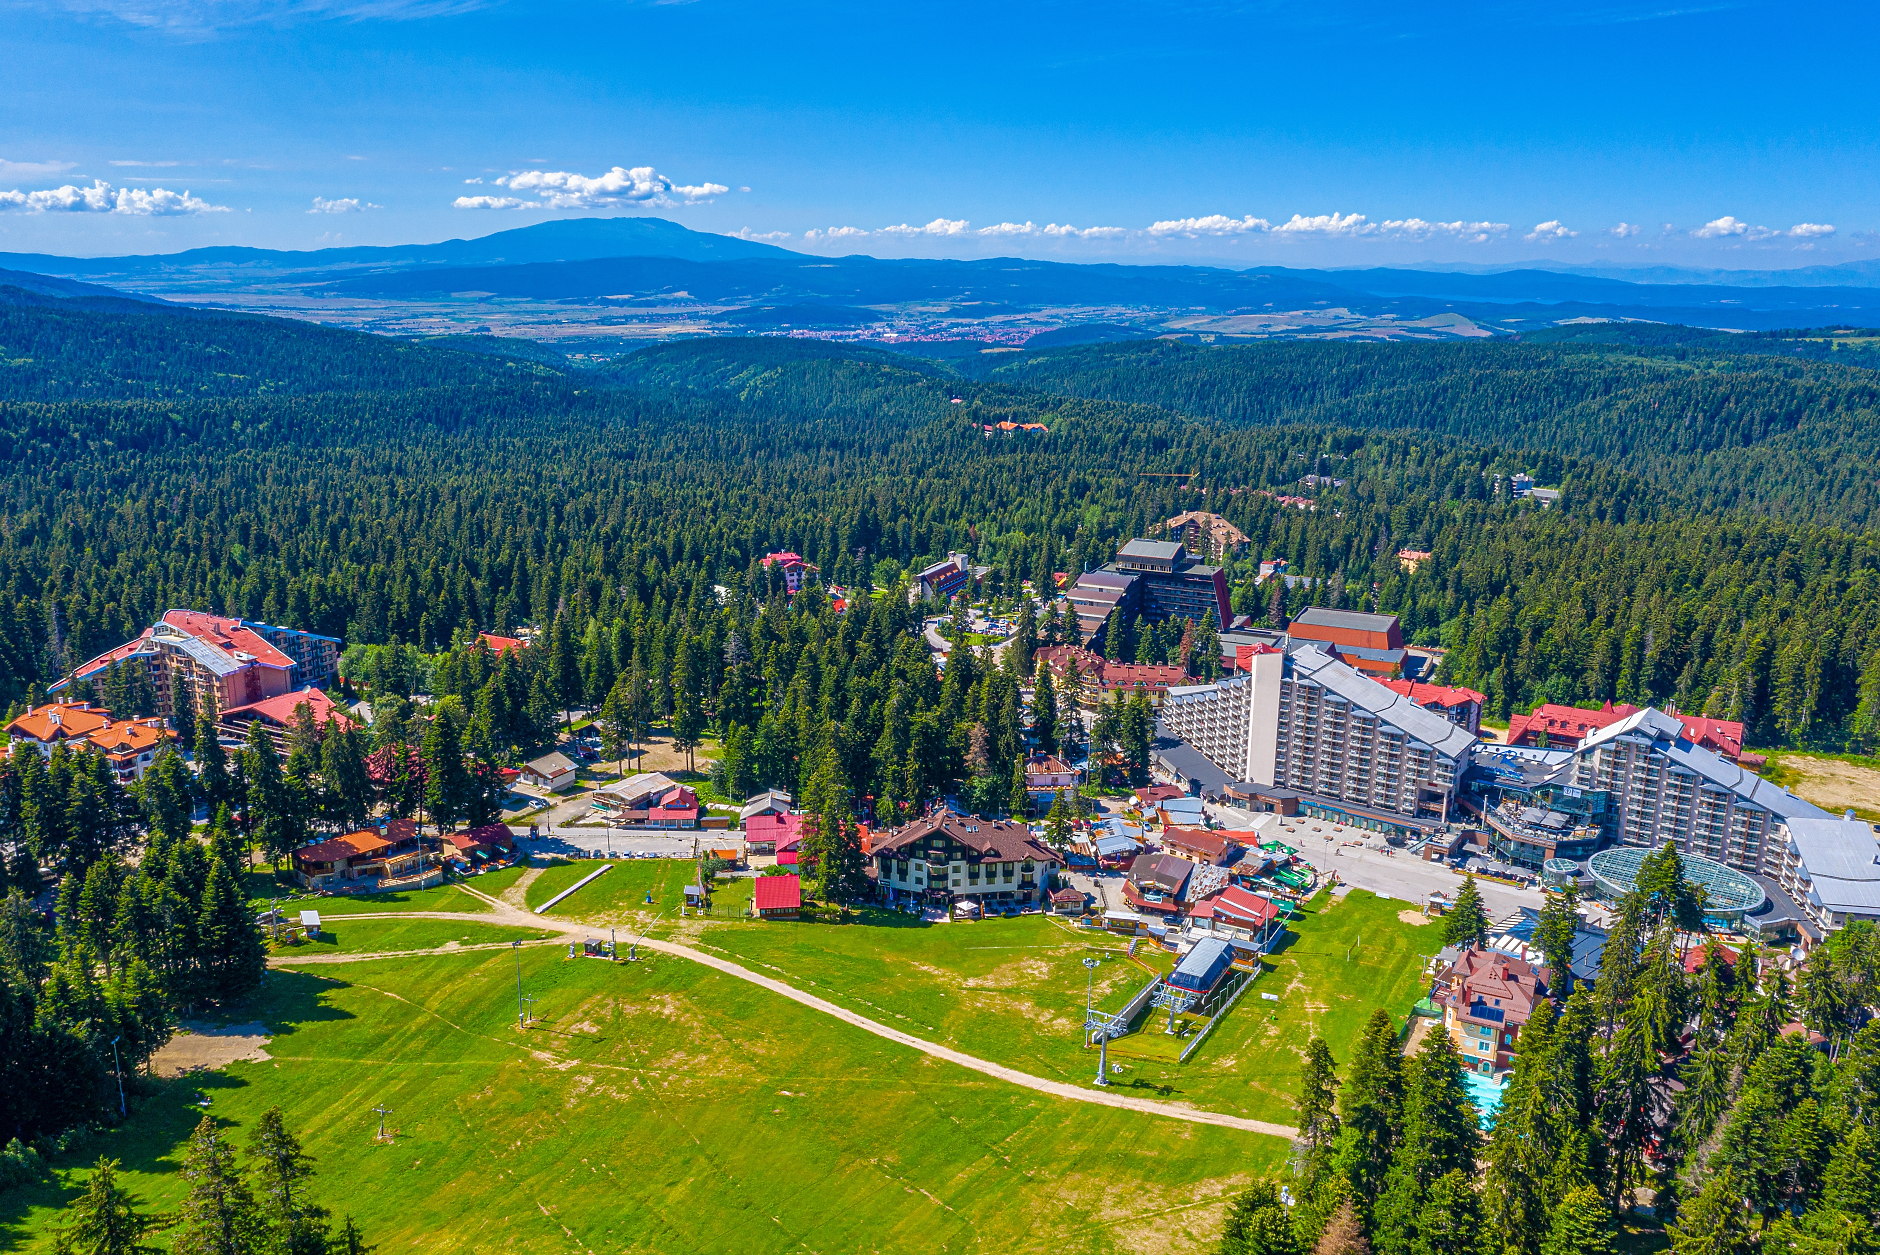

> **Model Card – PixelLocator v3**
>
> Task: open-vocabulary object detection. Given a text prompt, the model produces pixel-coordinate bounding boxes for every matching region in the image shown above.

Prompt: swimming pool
[1463,1070,1505,1129]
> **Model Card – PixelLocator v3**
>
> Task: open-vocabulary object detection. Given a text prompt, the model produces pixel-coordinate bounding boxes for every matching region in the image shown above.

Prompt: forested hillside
[985,338,1880,529]
[0,303,1875,758]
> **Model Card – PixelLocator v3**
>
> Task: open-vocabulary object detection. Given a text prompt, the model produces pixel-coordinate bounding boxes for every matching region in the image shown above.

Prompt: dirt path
[503,864,547,909]
[272,903,1298,1139]
[151,1021,273,1077]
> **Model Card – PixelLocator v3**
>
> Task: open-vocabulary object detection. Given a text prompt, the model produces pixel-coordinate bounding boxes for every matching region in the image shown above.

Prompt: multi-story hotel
[54,609,341,727]
[1572,707,1824,876]
[1158,644,1477,831]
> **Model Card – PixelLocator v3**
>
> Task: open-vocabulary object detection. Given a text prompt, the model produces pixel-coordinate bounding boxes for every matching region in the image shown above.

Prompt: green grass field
[2,944,1287,1254]
[268,918,552,955]
[292,880,502,917]
[688,887,1435,1122]
[541,858,693,917]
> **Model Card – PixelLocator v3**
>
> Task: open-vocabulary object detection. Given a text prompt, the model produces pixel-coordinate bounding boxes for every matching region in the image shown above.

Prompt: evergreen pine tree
[242,722,301,867]
[421,708,469,834]
[59,1157,154,1255]
[196,856,264,1005]
[1442,876,1491,950]
[1032,668,1057,755]
[249,1107,327,1255]
[1670,1171,1753,1255]
[1540,1185,1615,1255]
[1311,1201,1369,1255]
[195,720,232,816]
[171,1115,264,1255]
[1218,1179,1298,1255]
[1412,1170,1482,1255]
[1334,1009,1404,1213]
[170,673,196,749]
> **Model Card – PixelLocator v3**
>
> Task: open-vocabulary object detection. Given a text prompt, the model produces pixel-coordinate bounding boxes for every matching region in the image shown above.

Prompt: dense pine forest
[0,292,1875,757]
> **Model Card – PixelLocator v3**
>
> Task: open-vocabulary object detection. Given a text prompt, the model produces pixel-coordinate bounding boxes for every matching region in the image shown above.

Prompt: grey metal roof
[1787,817,1880,915]
[1118,539,1184,561]
[174,634,244,678]
[1151,731,1234,794]
[1581,707,1828,820]
[1286,646,1478,760]
[1292,607,1399,634]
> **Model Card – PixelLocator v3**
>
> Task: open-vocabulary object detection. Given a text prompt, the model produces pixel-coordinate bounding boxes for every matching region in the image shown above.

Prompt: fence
[1179,967,1259,1063]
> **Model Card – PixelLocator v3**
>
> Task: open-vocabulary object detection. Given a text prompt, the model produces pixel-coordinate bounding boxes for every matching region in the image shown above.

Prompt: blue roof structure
[1168,937,1236,993]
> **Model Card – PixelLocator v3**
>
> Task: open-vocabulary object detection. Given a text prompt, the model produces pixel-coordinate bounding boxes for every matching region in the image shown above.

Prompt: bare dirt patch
[1777,755,1880,818]
[1397,909,1435,928]
[152,1022,272,1078]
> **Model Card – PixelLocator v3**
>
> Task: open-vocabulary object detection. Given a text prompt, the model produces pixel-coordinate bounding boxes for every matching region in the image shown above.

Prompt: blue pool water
[1463,1071,1506,1129]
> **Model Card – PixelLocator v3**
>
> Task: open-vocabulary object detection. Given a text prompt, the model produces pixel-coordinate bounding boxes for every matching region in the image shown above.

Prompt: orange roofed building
[5,701,177,782]
[1378,679,1488,736]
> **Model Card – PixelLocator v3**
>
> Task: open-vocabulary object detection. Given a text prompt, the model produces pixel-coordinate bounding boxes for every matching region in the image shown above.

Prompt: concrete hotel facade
[1159,645,1477,825]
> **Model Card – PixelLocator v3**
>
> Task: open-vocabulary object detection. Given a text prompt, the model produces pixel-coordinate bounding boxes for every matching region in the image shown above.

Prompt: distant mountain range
[5,216,1880,334]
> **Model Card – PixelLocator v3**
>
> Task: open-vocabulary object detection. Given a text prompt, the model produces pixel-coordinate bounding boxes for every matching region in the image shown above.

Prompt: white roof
[600,772,678,802]
[1787,817,1880,915]
[527,752,578,775]
[1287,646,1478,760]
[299,910,321,927]
[1581,707,1826,820]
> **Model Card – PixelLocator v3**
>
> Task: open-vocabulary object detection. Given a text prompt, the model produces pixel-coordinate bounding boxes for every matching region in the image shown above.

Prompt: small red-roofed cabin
[650,786,700,829]
[478,632,528,655]
[754,874,802,919]
[446,823,516,867]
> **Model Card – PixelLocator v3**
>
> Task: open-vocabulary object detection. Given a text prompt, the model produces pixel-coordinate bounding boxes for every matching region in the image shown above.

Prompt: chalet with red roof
[445,823,517,867]
[760,551,819,594]
[1431,946,1549,1075]
[1185,884,1286,949]
[1163,826,1243,867]
[871,813,1059,909]
[477,632,528,655]
[753,874,803,919]
[1034,645,1190,708]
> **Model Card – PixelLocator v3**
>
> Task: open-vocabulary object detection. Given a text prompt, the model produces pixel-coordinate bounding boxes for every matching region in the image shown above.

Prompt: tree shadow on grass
[0,971,356,1249]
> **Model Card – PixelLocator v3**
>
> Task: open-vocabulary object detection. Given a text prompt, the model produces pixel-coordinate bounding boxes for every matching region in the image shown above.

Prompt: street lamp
[111,1036,125,1117]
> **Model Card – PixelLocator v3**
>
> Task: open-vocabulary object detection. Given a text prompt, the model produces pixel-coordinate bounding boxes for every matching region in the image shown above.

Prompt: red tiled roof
[1379,679,1487,710]
[478,633,528,654]
[754,875,802,911]
[295,830,391,864]
[447,823,514,852]
[1683,943,1739,975]
[162,609,295,670]
[1163,827,1240,860]
[221,687,355,731]
[7,701,114,743]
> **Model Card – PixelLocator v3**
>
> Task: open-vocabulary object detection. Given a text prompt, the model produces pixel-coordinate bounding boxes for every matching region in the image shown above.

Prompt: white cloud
[1609,222,1641,238]
[308,196,380,214]
[1788,222,1836,238]
[1524,220,1578,242]
[1148,213,1272,237]
[457,165,728,211]
[453,195,538,211]
[110,159,179,167]
[876,218,968,237]
[976,221,1126,239]
[803,226,870,241]
[0,178,227,215]
[731,227,791,242]
[462,177,483,184]
[0,157,76,180]
[1692,215,1774,240]
[1379,219,1508,241]
[1273,212,1373,236]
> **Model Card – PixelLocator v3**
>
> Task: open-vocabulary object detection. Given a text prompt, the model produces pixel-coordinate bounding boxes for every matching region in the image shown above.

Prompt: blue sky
[2,0,1875,269]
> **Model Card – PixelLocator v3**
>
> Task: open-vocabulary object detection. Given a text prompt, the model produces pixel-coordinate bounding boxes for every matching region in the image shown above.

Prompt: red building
[1287,608,1406,678]
[1378,679,1488,736]
[1507,701,1746,760]
[760,552,819,594]
[754,874,803,919]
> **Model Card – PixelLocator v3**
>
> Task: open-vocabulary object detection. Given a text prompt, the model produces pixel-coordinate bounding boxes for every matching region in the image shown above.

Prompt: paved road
[1209,805,1543,918]
[272,882,1298,1139]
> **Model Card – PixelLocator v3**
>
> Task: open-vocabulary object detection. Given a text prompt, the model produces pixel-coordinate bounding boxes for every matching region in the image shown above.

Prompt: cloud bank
[454,165,729,211]
[1691,215,1835,242]
[308,196,380,213]
[0,178,228,215]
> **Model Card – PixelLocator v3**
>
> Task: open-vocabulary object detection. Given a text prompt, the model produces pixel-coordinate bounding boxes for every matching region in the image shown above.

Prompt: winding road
[272,882,1298,1139]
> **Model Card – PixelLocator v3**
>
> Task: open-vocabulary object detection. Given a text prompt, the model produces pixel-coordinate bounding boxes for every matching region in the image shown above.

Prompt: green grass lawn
[522,859,622,911]
[269,918,552,956]
[1,945,1287,1254]
[294,879,500,917]
[542,859,693,917]
[689,887,1436,1123]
